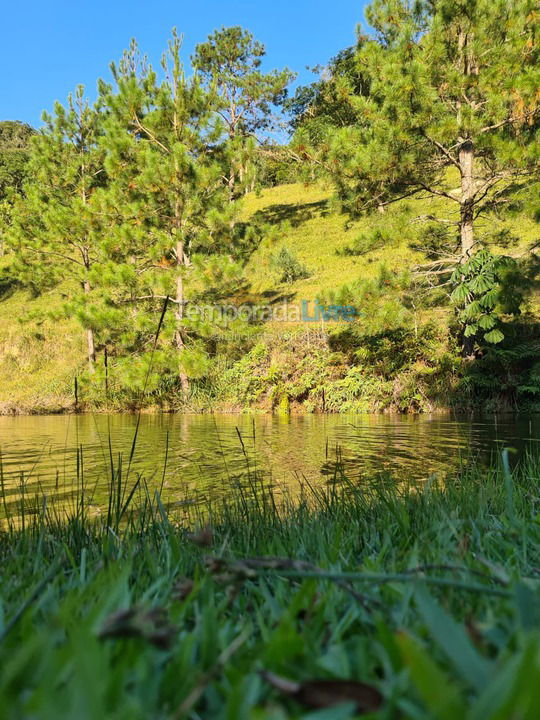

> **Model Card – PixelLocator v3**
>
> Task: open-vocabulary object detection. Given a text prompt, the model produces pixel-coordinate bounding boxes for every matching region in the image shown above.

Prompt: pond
[0,413,538,518]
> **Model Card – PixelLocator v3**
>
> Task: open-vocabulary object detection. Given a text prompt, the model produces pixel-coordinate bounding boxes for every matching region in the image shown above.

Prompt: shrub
[270,247,311,284]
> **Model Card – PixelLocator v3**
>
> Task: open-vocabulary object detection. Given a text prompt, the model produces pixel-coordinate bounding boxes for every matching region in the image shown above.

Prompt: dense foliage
[0,1,539,413]
[0,120,35,199]
[0,120,35,258]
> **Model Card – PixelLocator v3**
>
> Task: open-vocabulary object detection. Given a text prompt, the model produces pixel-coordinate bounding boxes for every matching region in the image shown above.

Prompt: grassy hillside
[242,181,538,305]
[243,182,423,301]
[0,282,84,414]
[0,181,538,413]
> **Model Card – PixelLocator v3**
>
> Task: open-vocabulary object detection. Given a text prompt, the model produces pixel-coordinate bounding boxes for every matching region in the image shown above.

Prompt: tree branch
[479,108,538,134]
[33,248,84,266]
[132,115,171,154]
[418,182,460,203]
[422,132,461,169]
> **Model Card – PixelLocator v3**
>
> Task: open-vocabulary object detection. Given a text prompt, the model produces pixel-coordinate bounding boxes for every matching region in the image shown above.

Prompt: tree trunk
[86,326,96,372]
[460,326,475,359]
[459,139,475,259]
[83,276,96,372]
[228,167,236,203]
[458,139,476,357]
[174,239,189,399]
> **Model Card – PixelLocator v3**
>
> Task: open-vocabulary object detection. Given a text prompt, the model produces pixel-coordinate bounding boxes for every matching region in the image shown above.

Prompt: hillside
[242,181,538,299]
[0,181,538,414]
[243,183,423,301]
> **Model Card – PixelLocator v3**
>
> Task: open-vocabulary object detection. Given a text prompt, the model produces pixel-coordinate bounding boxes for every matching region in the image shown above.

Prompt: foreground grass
[1,454,540,718]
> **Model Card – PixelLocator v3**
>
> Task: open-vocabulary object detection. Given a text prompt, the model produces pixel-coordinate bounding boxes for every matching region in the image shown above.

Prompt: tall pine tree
[326,0,539,349]
[99,33,239,398]
[8,89,107,370]
[193,26,294,200]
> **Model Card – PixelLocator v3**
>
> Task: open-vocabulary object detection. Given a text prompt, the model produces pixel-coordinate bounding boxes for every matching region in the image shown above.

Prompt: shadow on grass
[252,199,329,228]
[0,270,18,301]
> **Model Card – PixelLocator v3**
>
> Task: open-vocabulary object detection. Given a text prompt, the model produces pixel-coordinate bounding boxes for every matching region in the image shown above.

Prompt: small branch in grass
[205,557,514,600]
[206,556,381,611]
[272,570,514,598]
[402,564,509,587]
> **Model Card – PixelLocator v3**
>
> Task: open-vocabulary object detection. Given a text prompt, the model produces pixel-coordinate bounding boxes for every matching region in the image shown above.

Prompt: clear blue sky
[2,0,369,128]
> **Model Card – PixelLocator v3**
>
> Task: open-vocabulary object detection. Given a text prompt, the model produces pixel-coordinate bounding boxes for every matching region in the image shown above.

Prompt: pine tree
[99,33,239,398]
[285,44,372,185]
[327,0,539,349]
[192,26,295,200]
[7,89,107,371]
[286,46,369,140]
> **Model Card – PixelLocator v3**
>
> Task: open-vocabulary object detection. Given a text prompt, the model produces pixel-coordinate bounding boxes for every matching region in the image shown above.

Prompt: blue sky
[2,0,369,128]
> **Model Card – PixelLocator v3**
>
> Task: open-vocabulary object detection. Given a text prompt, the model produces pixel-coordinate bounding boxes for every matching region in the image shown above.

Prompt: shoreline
[0,404,536,418]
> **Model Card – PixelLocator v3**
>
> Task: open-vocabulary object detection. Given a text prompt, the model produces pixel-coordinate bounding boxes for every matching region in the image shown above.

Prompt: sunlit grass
[242,179,538,309]
[0,273,84,413]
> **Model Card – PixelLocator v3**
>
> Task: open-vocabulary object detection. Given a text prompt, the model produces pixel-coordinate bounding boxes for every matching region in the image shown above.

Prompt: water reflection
[0,413,538,515]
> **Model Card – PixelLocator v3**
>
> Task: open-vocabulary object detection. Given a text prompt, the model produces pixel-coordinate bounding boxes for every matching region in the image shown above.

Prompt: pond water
[0,413,538,518]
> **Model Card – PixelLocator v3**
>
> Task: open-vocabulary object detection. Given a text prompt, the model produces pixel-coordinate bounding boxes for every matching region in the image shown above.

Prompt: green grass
[0,275,83,414]
[1,451,540,718]
[242,182,423,302]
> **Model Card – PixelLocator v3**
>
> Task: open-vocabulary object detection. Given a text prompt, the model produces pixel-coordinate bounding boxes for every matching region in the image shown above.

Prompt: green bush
[338,228,390,256]
[270,247,311,284]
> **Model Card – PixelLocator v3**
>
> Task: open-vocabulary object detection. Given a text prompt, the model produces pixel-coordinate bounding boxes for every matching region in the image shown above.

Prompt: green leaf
[481,288,499,309]
[484,329,504,344]
[468,639,540,720]
[461,301,482,321]
[477,314,496,330]
[451,284,469,303]
[397,632,466,719]
[469,275,493,294]
[414,588,492,692]
[515,583,540,631]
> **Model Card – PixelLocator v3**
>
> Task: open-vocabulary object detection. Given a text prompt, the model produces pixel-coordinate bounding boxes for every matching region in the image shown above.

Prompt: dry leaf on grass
[262,670,383,714]
[98,606,175,649]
